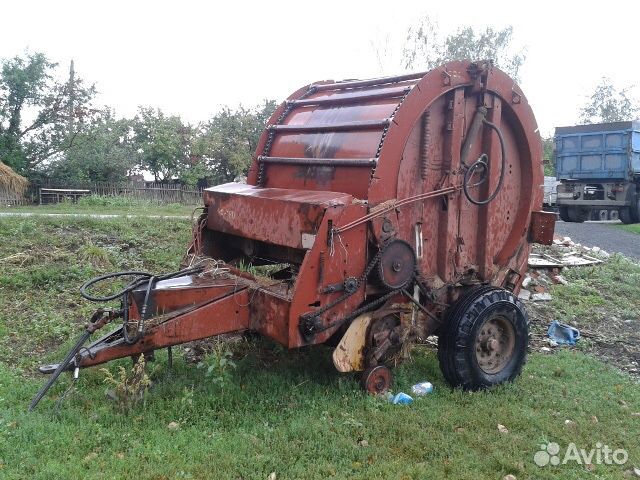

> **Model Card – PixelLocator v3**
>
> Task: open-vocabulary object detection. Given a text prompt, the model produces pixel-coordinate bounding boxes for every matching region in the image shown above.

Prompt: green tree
[542,137,555,176]
[0,52,95,175]
[194,100,276,185]
[579,78,639,124]
[47,110,137,183]
[132,107,192,182]
[402,18,525,81]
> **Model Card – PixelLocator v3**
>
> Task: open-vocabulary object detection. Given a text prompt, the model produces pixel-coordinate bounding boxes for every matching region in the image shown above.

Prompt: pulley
[376,239,416,290]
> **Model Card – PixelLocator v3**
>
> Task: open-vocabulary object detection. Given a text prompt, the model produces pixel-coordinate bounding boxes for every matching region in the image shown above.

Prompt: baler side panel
[288,202,368,348]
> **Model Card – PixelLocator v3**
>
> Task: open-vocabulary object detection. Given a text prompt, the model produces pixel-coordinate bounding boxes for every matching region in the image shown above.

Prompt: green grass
[0,216,192,372]
[0,195,197,217]
[531,254,640,326]
[1,347,638,479]
[619,224,640,235]
[0,217,639,479]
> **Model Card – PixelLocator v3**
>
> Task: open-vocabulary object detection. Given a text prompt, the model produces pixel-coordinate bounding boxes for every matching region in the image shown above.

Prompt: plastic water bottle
[411,382,433,396]
[392,392,414,405]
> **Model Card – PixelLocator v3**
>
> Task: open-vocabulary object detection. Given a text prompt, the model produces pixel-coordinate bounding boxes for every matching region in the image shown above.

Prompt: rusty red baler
[31,60,555,409]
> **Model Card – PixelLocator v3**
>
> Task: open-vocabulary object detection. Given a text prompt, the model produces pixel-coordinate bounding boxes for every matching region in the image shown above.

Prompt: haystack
[0,160,28,197]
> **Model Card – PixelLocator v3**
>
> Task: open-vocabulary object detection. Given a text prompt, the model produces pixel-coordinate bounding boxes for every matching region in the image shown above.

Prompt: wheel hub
[475,315,515,374]
[361,365,392,395]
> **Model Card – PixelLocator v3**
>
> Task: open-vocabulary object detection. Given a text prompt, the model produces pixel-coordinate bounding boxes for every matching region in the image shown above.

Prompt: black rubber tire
[567,206,588,223]
[620,207,635,224]
[437,286,529,391]
[558,206,571,222]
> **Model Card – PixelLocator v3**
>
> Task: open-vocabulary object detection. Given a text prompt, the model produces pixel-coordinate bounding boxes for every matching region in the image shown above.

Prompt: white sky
[2,0,639,138]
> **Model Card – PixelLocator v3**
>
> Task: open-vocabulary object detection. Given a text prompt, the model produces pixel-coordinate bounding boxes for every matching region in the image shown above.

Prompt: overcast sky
[2,0,639,137]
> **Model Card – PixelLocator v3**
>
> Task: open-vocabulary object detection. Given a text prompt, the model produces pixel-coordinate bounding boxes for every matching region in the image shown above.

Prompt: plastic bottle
[392,392,414,405]
[411,382,434,396]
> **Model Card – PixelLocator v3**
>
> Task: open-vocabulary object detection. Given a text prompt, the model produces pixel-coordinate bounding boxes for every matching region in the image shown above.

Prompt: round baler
[31,60,555,410]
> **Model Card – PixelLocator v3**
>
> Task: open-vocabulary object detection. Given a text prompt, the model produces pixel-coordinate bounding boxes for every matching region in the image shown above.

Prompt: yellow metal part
[332,314,372,372]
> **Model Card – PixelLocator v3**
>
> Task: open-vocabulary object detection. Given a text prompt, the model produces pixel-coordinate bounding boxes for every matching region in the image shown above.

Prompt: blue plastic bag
[547,320,580,345]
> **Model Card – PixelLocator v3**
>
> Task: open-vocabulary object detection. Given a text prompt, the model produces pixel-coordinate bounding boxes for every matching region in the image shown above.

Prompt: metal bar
[257,156,377,167]
[287,87,411,107]
[268,119,390,133]
[311,72,427,92]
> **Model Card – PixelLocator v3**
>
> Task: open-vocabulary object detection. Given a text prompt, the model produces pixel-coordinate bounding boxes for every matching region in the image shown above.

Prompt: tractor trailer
[555,121,640,223]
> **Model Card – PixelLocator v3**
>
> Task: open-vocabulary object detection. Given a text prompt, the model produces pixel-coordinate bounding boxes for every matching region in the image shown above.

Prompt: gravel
[554,220,640,260]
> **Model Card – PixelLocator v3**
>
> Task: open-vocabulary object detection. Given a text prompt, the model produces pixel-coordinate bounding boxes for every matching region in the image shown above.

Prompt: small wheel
[360,365,392,394]
[437,286,528,390]
[558,206,571,222]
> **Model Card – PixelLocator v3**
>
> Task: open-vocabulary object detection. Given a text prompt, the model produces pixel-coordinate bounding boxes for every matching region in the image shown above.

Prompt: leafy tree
[542,137,555,176]
[579,78,639,124]
[0,52,95,175]
[132,107,193,182]
[47,110,137,183]
[402,18,525,81]
[194,100,277,185]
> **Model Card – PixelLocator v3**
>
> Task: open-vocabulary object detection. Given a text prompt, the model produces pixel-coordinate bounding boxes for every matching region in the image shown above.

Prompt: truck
[554,121,640,223]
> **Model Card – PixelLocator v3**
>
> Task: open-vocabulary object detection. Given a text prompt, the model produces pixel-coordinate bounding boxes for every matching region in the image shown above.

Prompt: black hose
[79,266,203,302]
[80,266,203,344]
[463,118,507,206]
[29,329,91,411]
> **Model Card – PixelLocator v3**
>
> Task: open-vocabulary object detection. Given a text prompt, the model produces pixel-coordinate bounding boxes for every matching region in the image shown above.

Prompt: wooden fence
[1,181,204,206]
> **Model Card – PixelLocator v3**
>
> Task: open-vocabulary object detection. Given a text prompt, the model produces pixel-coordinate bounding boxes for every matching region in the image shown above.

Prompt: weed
[197,341,237,390]
[100,355,152,413]
[79,242,112,268]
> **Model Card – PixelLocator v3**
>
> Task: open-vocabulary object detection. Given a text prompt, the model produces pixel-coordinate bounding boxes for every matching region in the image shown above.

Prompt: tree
[0,52,96,175]
[402,18,525,81]
[132,107,192,182]
[542,137,555,176]
[47,110,137,183]
[579,78,639,124]
[194,100,277,185]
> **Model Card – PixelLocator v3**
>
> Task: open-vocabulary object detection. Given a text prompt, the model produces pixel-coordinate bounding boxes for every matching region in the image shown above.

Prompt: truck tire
[567,207,587,223]
[437,286,528,390]
[619,207,638,224]
[558,206,571,222]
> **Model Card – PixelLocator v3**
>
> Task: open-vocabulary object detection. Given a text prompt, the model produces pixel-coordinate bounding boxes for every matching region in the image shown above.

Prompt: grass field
[0,214,639,479]
[0,195,196,217]
[619,224,640,235]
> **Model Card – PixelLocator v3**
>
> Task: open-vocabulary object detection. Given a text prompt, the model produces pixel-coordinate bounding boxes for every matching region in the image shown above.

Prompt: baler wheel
[360,365,392,395]
[437,287,528,391]
[558,206,571,222]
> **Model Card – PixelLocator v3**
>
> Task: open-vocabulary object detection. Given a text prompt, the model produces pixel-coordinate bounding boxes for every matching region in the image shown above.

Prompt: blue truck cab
[554,121,640,223]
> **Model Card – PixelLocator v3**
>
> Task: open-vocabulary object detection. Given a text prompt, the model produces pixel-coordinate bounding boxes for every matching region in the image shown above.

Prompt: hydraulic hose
[463,117,507,206]
[80,266,204,344]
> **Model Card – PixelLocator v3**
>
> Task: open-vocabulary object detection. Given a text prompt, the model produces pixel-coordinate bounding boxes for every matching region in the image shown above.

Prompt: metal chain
[299,245,392,338]
[307,287,403,338]
[257,86,317,186]
[373,90,411,161]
